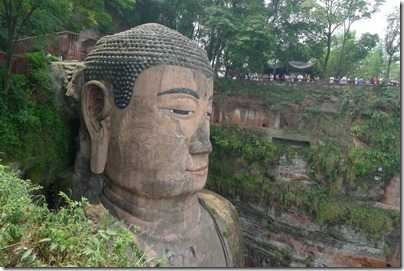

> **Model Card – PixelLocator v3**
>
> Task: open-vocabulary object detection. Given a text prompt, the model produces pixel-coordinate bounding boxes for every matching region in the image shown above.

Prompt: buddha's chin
[106,172,208,199]
[147,173,207,199]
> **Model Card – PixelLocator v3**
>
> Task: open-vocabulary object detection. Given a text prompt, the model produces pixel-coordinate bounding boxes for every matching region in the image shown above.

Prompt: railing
[0,52,28,75]
[14,31,98,61]
[1,31,99,74]
[234,78,399,89]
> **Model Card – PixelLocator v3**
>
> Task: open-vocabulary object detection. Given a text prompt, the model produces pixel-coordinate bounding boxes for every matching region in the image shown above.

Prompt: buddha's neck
[100,180,201,239]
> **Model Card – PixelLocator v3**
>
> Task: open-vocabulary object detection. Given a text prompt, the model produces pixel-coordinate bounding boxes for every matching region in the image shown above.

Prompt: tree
[267,0,321,66]
[155,0,201,38]
[194,0,276,77]
[105,0,139,32]
[195,0,239,76]
[328,31,380,77]
[135,0,198,37]
[220,0,276,77]
[357,43,384,78]
[69,0,137,34]
[300,0,384,77]
[384,9,400,79]
[0,0,71,93]
[334,0,383,75]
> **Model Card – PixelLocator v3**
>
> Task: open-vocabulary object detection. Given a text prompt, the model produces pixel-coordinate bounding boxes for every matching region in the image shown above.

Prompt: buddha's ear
[81,80,112,174]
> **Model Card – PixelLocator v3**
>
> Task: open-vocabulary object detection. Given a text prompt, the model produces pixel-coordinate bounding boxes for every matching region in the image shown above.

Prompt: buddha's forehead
[131,65,213,98]
[83,23,213,109]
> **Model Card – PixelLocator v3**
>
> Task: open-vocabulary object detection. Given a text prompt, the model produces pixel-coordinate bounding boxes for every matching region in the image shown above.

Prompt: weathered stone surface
[84,189,244,267]
[211,95,278,129]
[238,202,400,267]
[205,90,399,267]
[375,175,400,211]
[198,189,244,267]
[49,63,67,91]
[273,154,311,182]
[211,94,344,130]
[319,101,341,113]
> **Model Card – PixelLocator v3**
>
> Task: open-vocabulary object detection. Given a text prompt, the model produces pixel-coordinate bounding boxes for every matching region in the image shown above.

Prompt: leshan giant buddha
[72,23,243,267]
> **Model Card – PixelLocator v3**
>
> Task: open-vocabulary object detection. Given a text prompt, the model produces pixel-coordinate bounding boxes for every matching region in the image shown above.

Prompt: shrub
[25,51,57,104]
[0,52,75,191]
[207,125,400,235]
[315,199,398,234]
[25,51,48,70]
[0,164,165,267]
[0,103,74,188]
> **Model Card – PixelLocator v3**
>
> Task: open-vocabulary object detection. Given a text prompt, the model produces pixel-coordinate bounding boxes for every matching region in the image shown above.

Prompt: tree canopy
[1,0,400,93]
[384,8,400,79]
[1,0,72,92]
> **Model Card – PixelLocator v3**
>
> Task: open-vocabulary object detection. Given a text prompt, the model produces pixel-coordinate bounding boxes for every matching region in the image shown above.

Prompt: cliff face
[210,94,400,268]
[237,200,400,267]
[376,176,401,211]
[211,94,341,131]
[211,95,281,129]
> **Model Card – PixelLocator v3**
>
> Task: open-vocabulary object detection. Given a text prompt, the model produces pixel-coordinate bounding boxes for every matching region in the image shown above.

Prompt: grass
[0,164,165,267]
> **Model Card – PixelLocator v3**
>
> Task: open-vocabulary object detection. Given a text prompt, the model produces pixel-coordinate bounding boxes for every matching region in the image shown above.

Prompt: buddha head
[80,23,214,232]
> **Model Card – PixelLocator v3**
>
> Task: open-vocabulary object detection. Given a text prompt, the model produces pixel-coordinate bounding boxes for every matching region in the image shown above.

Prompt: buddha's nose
[189,122,212,154]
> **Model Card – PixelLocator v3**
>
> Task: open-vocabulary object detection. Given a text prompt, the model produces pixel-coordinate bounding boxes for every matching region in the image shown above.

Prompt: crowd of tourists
[240,72,399,86]
[328,75,385,85]
[249,72,321,83]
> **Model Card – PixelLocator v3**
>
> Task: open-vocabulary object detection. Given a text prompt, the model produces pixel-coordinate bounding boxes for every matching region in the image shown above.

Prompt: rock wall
[245,152,400,267]
[375,175,401,211]
[273,154,311,182]
[50,62,104,201]
[211,94,341,130]
[238,202,400,267]
[210,94,400,267]
[211,95,282,129]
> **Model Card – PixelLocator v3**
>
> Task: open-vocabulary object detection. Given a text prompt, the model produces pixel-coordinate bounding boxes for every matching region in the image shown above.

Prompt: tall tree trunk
[336,26,351,76]
[4,26,15,94]
[4,53,12,93]
[322,32,332,77]
[385,55,393,79]
[213,43,225,77]
[2,0,36,93]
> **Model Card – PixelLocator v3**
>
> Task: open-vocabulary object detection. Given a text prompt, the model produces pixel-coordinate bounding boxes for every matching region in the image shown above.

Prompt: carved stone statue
[66,23,243,267]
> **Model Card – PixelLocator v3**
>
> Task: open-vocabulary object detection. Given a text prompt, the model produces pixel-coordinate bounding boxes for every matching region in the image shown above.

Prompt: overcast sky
[350,0,401,37]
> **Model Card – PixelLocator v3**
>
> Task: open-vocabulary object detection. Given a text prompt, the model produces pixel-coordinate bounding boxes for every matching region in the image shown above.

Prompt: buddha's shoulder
[198,189,238,220]
[198,189,244,267]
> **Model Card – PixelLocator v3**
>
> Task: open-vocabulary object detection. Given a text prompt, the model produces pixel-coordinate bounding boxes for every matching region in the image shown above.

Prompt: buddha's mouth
[187,165,208,176]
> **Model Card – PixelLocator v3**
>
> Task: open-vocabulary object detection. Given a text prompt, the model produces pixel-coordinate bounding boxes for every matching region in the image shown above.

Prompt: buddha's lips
[187,165,208,176]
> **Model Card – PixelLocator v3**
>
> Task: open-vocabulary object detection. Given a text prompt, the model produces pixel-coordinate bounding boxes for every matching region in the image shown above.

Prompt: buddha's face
[105,65,213,198]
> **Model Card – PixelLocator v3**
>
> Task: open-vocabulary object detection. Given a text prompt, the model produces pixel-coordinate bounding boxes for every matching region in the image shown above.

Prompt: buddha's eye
[170,109,194,115]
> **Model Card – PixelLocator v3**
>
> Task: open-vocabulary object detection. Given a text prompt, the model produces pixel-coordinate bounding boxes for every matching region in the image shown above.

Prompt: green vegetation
[207,79,400,236]
[1,0,400,94]
[213,78,400,181]
[0,164,164,267]
[215,77,303,105]
[207,127,399,234]
[0,51,75,194]
[207,126,283,198]
[315,199,399,233]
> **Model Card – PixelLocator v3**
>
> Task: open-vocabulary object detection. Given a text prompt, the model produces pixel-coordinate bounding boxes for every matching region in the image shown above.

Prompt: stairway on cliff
[58,61,84,87]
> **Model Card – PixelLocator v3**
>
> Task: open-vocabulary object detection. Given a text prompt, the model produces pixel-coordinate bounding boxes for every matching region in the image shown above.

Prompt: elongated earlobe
[81,81,111,174]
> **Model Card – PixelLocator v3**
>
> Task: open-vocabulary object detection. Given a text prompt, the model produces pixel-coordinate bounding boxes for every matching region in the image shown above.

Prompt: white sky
[350,0,401,38]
